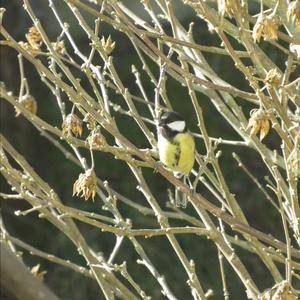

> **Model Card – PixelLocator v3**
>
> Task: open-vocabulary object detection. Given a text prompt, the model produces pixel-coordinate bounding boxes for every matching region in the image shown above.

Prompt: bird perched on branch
[157,111,195,208]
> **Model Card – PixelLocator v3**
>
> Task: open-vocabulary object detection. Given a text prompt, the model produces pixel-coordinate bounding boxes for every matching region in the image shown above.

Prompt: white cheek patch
[167,120,185,132]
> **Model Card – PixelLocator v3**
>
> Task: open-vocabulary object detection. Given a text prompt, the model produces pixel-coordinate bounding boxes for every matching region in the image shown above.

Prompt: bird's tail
[174,174,189,208]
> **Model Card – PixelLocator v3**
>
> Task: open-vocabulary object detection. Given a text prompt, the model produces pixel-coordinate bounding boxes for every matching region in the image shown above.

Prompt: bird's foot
[153,161,163,173]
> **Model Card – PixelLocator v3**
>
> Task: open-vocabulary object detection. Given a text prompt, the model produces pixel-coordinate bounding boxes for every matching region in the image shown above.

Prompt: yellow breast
[158,133,195,175]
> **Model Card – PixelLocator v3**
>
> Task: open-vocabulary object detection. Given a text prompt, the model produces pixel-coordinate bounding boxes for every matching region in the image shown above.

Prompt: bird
[157,111,195,207]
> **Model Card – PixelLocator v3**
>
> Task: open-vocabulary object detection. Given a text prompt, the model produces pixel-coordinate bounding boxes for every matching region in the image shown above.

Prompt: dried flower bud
[101,35,115,55]
[51,41,66,55]
[265,68,282,87]
[253,14,279,42]
[86,127,106,149]
[287,1,300,33]
[83,113,96,130]
[247,109,270,141]
[62,113,83,137]
[73,168,97,201]
[26,26,42,50]
[18,41,38,56]
[15,95,38,117]
[217,0,237,17]
[260,281,297,300]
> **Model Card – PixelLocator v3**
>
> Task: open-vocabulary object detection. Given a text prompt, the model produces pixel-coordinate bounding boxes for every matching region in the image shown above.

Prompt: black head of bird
[158,111,187,139]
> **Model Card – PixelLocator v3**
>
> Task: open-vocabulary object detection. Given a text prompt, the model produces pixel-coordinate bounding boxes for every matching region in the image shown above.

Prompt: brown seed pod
[83,113,96,130]
[287,0,300,33]
[15,95,38,117]
[25,26,42,50]
[217,0,237,17]
[253,14,279,42]
[62,113,83,137]
[73,169,97,201]
[86,127,106,149]
[51,41,66,55]
[260,281,297,300]
[247,109,270,141]
[265,68,282,87]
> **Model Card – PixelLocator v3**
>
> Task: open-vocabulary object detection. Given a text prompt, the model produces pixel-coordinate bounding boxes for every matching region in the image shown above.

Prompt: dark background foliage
[1,1,294,299]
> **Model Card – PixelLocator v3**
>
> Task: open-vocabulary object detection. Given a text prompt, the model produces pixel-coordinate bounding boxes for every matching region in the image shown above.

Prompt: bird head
[158,111,186,138]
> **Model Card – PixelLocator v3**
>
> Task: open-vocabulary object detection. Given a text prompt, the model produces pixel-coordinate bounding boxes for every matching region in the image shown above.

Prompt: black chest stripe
[172,141,181,167]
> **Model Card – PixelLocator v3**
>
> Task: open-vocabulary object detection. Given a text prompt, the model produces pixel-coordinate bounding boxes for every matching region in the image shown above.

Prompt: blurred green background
[1,1,298,299]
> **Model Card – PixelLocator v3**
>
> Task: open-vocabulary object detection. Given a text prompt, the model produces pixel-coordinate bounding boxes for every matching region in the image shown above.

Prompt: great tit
[157,111,195,206]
